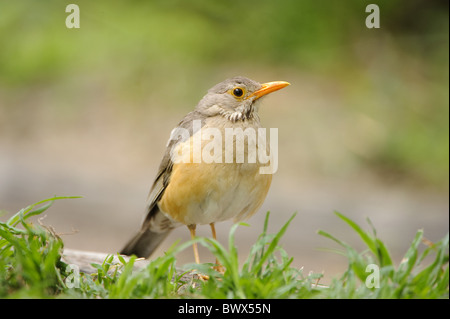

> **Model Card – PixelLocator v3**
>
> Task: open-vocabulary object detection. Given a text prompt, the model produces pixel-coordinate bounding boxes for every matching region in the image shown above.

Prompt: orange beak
[248,81,290,100]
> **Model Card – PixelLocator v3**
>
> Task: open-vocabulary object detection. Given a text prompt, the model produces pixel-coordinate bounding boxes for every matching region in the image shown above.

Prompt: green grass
[0,197,448,299]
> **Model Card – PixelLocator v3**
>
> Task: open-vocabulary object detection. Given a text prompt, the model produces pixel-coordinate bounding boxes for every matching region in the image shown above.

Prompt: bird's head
[196,76,290,122]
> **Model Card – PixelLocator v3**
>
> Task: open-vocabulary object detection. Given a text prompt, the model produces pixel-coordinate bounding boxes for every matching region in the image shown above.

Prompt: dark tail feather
[120,228,171,258]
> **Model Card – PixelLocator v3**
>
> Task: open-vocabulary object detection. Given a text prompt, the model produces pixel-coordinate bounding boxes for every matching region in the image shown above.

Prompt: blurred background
[0,0,448,284]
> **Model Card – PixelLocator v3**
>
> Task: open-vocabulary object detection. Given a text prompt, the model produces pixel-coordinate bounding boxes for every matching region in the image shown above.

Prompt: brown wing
[141,110,206,229]
[120,111,206,257]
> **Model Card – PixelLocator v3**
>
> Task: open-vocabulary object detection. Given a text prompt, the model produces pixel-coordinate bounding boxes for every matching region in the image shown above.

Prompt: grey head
[195,76,263,122]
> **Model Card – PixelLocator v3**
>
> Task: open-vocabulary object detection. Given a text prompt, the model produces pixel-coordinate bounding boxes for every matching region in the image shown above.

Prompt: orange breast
[157,120,273,225]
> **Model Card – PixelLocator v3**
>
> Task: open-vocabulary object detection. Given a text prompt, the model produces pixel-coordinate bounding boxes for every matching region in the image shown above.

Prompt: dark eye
[232,88,244,97]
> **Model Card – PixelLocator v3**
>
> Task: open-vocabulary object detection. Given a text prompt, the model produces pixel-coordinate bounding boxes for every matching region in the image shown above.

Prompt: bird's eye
[231,87,245,98]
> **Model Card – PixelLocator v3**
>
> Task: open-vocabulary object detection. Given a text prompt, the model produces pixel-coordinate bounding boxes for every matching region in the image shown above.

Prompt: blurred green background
[0,1,448,283]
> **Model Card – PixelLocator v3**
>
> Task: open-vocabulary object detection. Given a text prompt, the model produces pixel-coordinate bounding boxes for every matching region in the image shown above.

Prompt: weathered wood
[61,249,196,283]
[62,248,150,274]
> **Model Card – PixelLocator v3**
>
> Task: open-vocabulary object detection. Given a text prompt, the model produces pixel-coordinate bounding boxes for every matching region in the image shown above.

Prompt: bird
[120,76,290,268]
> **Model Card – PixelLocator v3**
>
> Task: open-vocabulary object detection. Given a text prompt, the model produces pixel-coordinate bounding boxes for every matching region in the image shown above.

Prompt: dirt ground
[1,104,448,284]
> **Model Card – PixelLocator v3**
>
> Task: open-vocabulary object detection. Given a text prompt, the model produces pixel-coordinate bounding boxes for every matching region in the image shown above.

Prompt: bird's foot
[191,263,224,283]
[212,263,226,275]
[195,273,210,281]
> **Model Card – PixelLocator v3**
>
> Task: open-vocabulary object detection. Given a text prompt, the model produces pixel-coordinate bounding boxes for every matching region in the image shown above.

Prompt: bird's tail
[120,228,171,258]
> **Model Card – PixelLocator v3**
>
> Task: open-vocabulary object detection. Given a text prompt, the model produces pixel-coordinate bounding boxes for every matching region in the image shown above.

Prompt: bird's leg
[210,222,217,240]
[188,224,210,281]
[209,222,219,265]
[188,224,201,264]
[210,222,225,274]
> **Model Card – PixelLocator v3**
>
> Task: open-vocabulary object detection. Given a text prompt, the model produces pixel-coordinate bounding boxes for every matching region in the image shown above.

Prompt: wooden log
[62,248,150,274]
[61,248,196,283]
